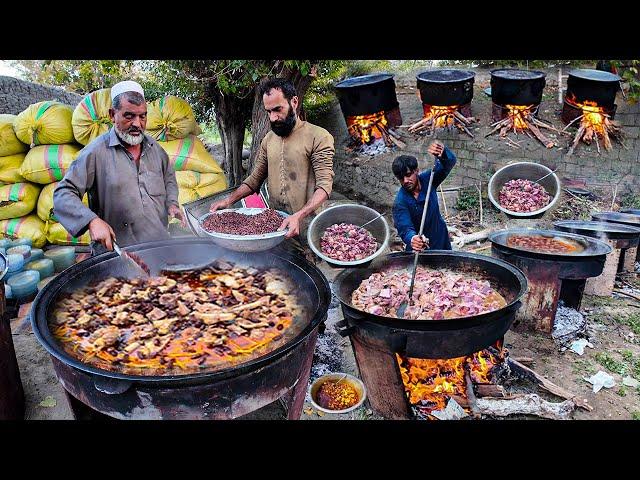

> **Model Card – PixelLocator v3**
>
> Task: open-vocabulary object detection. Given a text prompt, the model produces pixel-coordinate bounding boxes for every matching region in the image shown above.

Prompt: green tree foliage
[612,60,640,104]
[10,60,137,94]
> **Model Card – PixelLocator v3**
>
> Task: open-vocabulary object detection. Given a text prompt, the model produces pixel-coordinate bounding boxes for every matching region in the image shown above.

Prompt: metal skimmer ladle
[396,157,437,318]
[532,167,559,184]
[114,242,150,277]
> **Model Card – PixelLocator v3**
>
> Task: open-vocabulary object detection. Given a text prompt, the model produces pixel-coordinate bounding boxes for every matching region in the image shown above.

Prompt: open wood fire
[397,344,593,420]
[486,104,561,148]
[563,94,624,155]
[407,104,476,137]
[346,110,406,152]
[397,346,504,419]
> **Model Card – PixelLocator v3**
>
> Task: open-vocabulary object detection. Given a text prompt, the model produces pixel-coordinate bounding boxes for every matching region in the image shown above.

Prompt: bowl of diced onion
[307,204,389,267]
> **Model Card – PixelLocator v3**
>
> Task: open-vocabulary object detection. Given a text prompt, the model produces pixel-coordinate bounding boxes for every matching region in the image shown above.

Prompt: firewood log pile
[403,108,477,138]
[485,106,564,148]
[564,111,625,156]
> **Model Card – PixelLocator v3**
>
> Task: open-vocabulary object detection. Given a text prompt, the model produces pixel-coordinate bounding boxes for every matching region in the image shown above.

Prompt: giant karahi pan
[30,238,330,419]
[333,251,527,359]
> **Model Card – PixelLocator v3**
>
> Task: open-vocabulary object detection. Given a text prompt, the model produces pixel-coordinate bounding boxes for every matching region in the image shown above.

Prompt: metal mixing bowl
[197,208,290,252]
[488,161,561,219]
[307,204,390,267]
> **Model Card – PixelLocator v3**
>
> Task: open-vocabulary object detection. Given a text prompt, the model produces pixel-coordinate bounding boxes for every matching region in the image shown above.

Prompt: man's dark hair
[392,155,419,179]
[112,91,145,110]
[260,78,297,100]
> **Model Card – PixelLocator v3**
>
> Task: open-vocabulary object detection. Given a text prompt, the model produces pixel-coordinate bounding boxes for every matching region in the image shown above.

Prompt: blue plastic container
[0,239,12,249]
[7,270,40,300]
[44,247,76,272]
[6,253,25,273]
[11,238,32,248]
[25,258,55,279]
[7,245,31,261]
[30,248,44,261]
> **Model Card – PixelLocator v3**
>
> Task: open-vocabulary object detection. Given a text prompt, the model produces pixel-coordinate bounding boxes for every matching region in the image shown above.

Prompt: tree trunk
[247,68,317,175]
[210,87,253,187]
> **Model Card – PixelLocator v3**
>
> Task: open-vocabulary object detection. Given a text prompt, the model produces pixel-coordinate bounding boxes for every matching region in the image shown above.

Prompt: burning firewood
[404,105,477,138]
[485,104,565,148]
[346,111,405,150]
[563,102,625,156]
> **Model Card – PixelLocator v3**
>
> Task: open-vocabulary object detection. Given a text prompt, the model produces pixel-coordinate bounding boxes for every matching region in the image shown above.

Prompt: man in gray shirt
[54,81,185,252]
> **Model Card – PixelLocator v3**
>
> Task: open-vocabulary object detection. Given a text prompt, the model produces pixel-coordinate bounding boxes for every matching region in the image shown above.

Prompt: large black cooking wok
[30,238,330,418]
[333,251,527,358]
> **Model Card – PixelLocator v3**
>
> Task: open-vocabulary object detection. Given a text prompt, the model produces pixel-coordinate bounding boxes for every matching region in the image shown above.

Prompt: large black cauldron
[416,69,475,106]
[490,69,546,105]
[567,69,621,108]
[334,73,399,117]
[30,238,330,419]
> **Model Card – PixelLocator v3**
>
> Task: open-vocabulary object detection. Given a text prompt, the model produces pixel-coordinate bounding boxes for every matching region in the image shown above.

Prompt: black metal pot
[490,69,546,106]
[30,238,331,419]
[567,69,621,108]
[416,69,475,106]
[334,73,399,117]
[490,228,612,279]
[333,251,527,359]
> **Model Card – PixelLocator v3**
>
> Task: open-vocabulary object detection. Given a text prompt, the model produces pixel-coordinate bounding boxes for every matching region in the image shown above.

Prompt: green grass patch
[620,193,640,210]
[572,359,596,376]
[455,187,480,211]
[617,386,627,397]
[595,352,628,375]
[632,411,640,420]
[623,314,640,336]
[622,350,635,363]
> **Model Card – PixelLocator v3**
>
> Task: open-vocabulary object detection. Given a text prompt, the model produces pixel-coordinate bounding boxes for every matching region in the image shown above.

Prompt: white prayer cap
[110,80,145,101]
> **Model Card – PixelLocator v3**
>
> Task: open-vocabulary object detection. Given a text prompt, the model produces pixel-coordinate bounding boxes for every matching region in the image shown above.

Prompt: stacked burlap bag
[72,88,113,146]
[7,101,89,245]
[148,96,227,218]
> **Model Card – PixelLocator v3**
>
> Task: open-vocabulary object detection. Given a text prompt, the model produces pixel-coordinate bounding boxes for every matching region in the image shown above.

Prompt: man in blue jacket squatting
[392,141,456,252]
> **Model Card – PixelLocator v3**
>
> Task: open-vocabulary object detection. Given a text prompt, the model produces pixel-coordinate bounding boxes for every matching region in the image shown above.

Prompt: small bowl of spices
[309,373,367,414]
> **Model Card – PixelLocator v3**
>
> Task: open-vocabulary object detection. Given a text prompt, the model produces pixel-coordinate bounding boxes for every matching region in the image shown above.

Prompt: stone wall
[0,75,82,114]
[312,67,640,211]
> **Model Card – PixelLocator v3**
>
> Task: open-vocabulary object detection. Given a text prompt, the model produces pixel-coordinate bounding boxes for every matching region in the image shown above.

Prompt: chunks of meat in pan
[352,266,507,320]
[50,265,299,376]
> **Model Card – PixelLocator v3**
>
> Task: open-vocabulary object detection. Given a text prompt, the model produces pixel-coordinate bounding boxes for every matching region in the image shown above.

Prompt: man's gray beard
[115,126,144,145]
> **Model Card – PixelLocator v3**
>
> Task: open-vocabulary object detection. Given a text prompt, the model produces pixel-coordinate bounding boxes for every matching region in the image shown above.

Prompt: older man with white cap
[54,80,185,253]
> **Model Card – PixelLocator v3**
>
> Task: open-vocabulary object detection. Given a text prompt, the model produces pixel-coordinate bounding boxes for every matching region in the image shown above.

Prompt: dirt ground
[10,255,640,421]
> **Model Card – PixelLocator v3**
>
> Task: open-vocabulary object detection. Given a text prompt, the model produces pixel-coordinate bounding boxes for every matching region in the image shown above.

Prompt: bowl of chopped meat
[198,207,290,252]
[488,161,561,218]
[307,204,390,267]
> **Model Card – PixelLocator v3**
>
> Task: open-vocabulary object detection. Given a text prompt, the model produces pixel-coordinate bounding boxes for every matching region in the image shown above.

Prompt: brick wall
[0,75,82,114]
[313,67,640,211]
